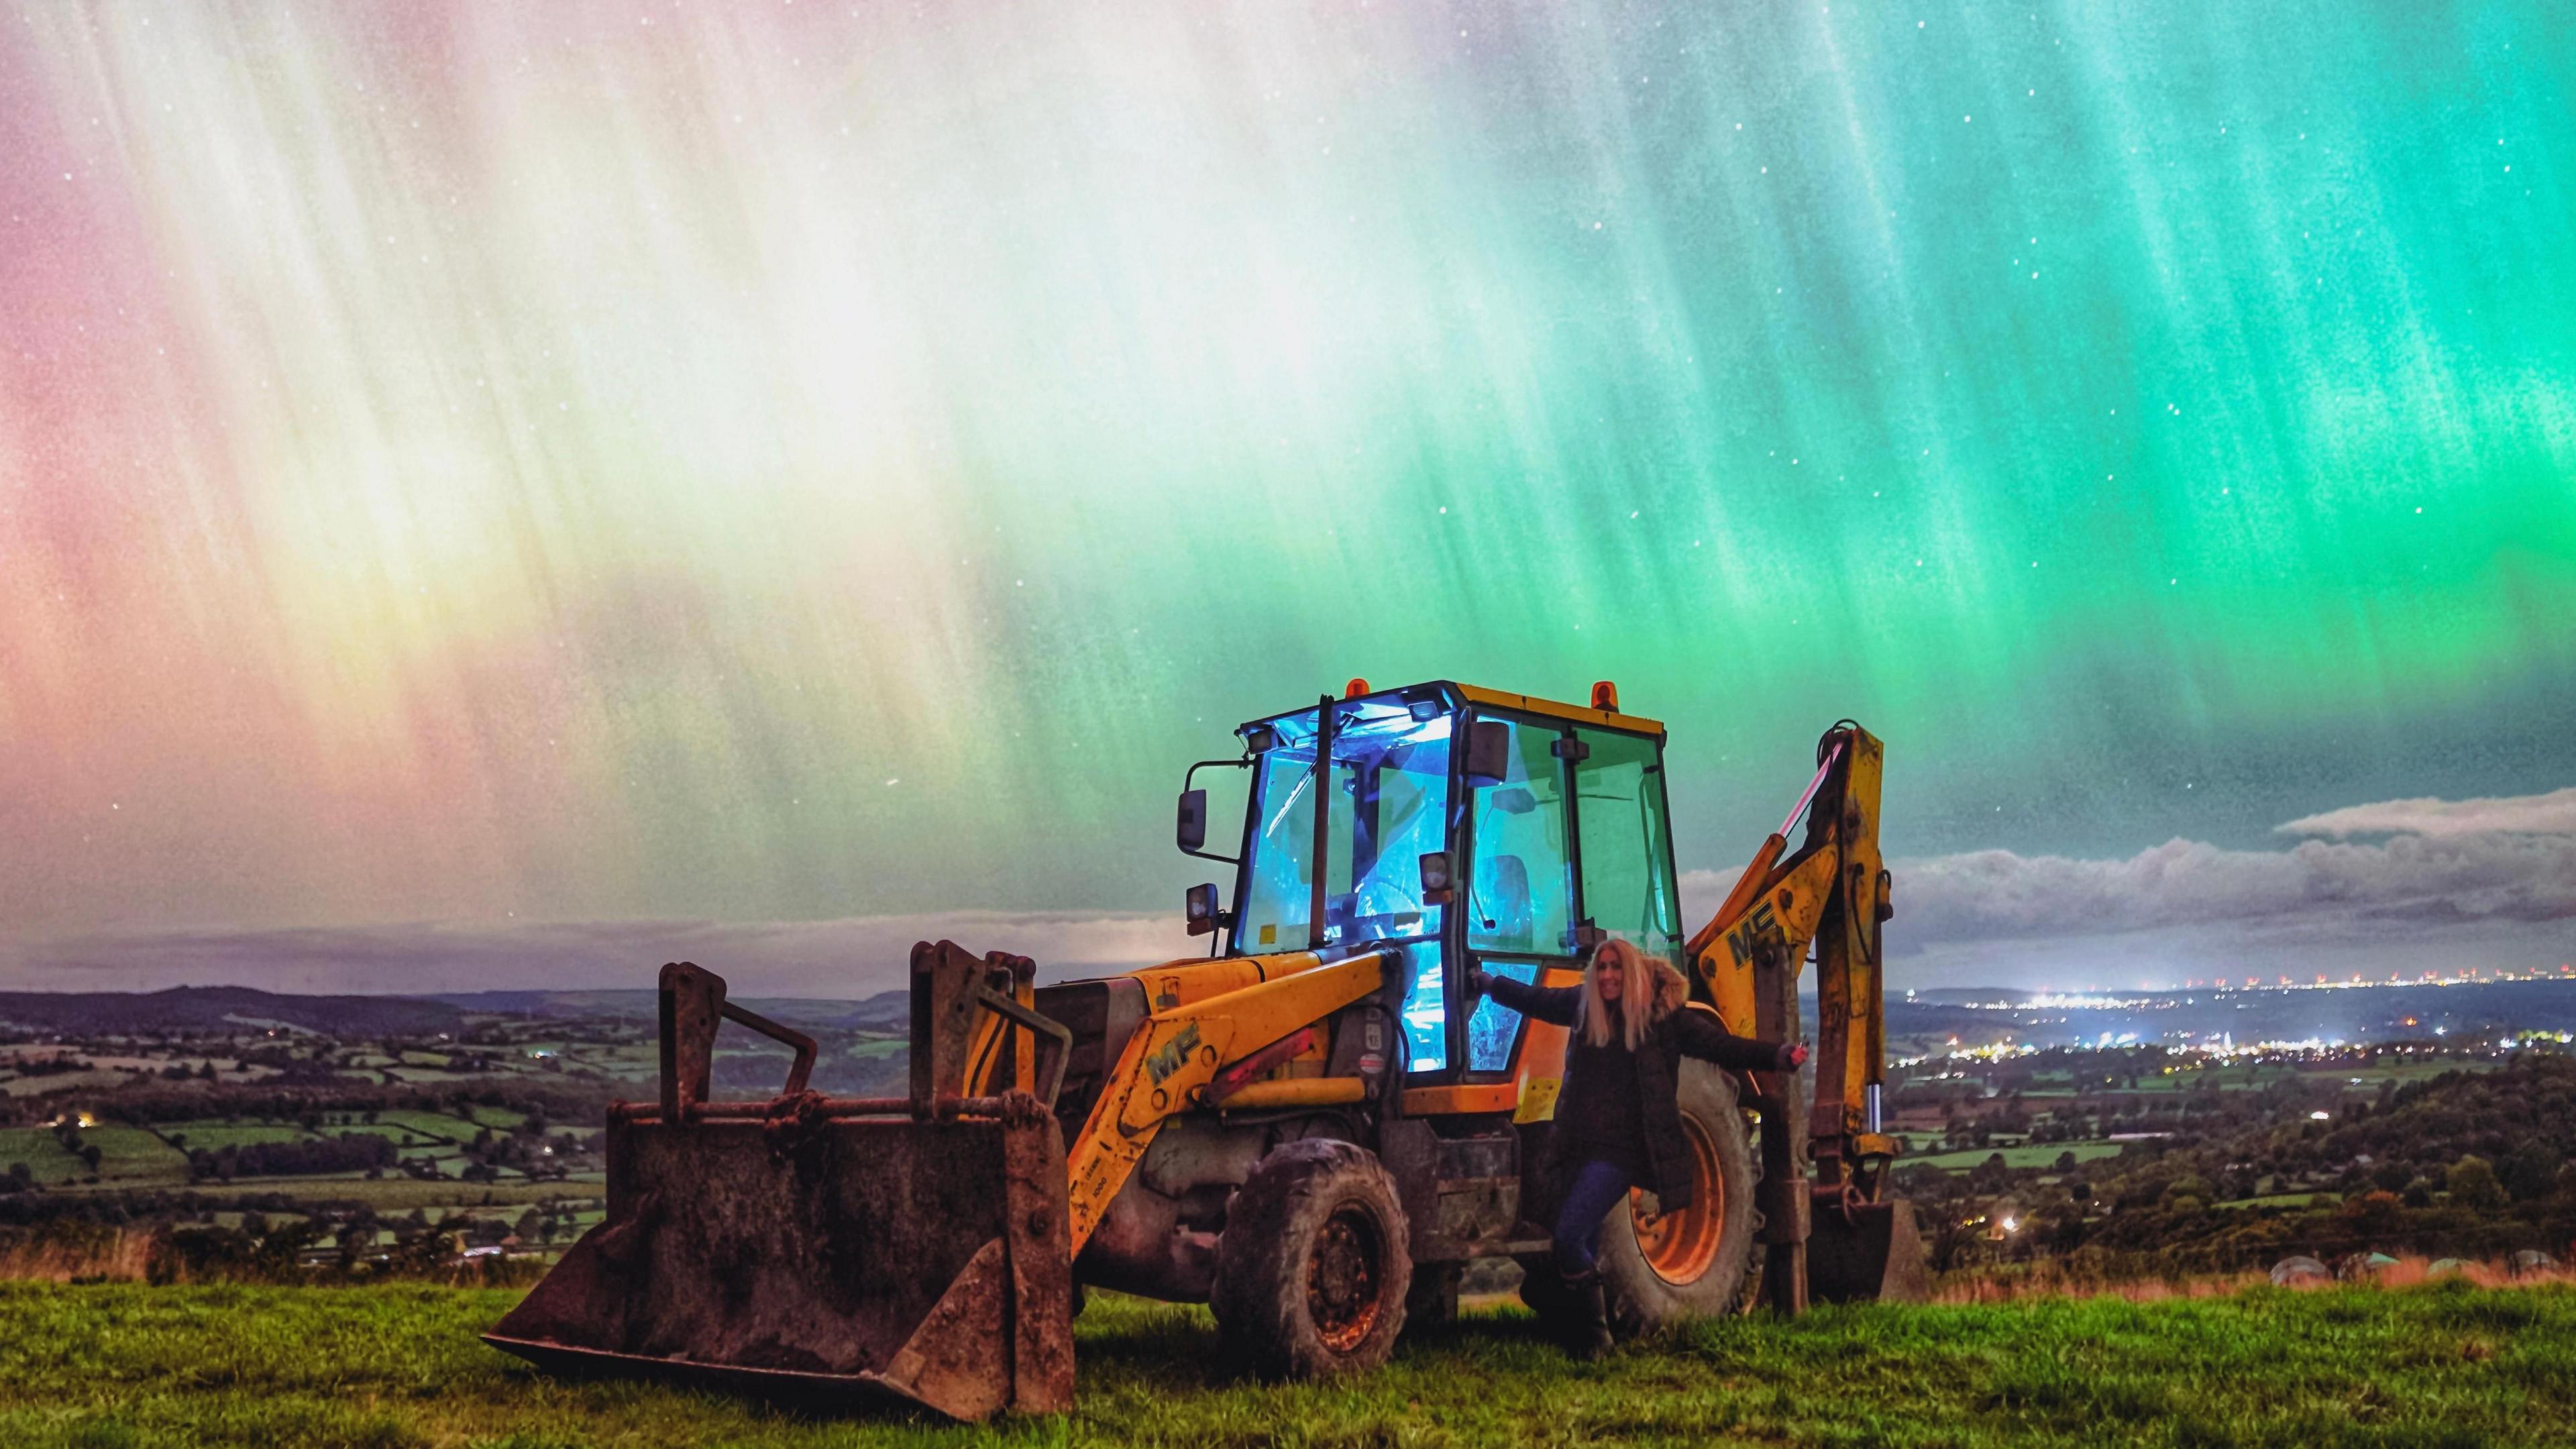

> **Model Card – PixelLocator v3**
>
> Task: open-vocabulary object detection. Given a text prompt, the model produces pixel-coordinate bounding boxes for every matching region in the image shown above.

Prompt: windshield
[1234,700,1453,953]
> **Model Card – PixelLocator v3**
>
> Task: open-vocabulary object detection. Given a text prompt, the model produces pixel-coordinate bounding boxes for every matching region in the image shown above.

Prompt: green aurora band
[1,3,2569,970]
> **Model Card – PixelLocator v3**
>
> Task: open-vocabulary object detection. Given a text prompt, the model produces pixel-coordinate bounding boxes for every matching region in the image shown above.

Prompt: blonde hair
[1576,938,1688,1051]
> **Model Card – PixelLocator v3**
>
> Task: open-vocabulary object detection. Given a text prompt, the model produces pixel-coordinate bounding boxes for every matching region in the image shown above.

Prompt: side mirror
[1491,786,1538,816]
[1185,882,1223,936]
[1177,788,1208,854]
[1418,851,1454,906]
[1464,719,1511,788]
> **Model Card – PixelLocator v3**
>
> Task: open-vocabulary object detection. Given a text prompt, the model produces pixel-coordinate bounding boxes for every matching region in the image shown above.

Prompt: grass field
[374,1111,478,1142]
[73,1128,186,1183]
[156,1122,315,1150]
[2219,1192,2323,1211]
[55,1177,603,1212]
[1909,1141,2131,1173]
[5,1110,595,1199]
[0,1129,79,1183]
[0,1279,2567,1447]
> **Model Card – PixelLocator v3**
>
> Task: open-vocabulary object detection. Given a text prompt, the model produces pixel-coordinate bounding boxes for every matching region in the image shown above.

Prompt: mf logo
[1725,900,1782,969]
[1145,1022,1203,1085]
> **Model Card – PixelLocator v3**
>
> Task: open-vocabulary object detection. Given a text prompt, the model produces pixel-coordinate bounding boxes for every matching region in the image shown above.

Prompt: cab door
[1569,726,1683,967]
[1448,718,1681,1085]
[1455,715,1579,1079]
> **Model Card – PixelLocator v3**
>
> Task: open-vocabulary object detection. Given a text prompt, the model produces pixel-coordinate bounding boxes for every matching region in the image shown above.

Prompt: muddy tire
[1597,1060,1758,1336]
[1212,1138,1411,1380]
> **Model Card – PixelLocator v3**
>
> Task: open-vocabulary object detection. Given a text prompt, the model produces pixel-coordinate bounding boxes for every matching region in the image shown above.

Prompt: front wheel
[1211,1138,1413,1380]
[1597,1059,1758,1336]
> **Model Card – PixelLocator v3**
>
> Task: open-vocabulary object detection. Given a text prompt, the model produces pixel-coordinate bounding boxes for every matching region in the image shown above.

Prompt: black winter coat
[1482,975,1778,1212]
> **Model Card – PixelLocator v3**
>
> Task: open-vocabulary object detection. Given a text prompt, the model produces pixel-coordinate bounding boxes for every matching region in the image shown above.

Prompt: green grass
[88,1177,600,1212]
[313,1123,415,1142]
[0,1123,188,1185]
[2219,1193,2323,1211]
[72,1128,187,1184]
[156,1122,316,1150]
[0,1130,80,1184]
[373,1112,476,1142]
[1911,1141,2130,1173]
[0,1279,2568,1446]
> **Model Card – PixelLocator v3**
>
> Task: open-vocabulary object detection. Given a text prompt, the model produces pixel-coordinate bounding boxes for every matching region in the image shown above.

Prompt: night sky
[3,3,2570,994]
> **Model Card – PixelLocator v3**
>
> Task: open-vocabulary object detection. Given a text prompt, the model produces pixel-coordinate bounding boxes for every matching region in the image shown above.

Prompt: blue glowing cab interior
[1175,680,1681,1086]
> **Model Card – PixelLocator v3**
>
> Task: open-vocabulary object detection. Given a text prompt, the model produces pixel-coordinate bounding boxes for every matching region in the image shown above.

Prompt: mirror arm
[1179,757,1250,864]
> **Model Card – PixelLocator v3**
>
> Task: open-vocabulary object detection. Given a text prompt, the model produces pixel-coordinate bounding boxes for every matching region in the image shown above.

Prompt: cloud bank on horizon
[1858,798,2576,993]
[12,786,2568,999]
[2275,788,2576,840]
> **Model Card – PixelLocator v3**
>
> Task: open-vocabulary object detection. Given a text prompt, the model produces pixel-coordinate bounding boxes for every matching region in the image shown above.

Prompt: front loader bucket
[1807,1197,1931,1304]
[486,947,1076,1421]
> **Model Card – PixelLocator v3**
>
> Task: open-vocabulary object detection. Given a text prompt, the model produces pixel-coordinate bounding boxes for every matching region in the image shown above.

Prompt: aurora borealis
[3,3,2571,994]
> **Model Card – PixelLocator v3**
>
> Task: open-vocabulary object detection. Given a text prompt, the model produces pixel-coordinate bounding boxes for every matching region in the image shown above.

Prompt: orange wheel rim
[1306,1205,1384,1352]
[1631,1116,1722,1284]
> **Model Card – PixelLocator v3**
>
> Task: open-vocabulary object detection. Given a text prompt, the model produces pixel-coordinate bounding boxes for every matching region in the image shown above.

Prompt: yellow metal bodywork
[983,948,1391,1257]
[1680,726,1892,1189]
[1453,683,1664,739]
[1811,729,1889,1155]
[1690,846,1838,1038]
[1220,1077,1366,1110]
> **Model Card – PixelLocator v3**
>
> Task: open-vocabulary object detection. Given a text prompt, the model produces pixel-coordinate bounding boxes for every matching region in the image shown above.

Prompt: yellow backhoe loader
[486,680,1927,1419]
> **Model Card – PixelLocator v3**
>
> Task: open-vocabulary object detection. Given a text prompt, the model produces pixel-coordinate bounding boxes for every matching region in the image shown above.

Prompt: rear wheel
[1597,1060,1758,1336]
[1212,1138,1412,1380]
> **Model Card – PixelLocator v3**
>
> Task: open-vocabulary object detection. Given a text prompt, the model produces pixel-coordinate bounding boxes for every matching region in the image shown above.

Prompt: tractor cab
[1175,680,1682,1086]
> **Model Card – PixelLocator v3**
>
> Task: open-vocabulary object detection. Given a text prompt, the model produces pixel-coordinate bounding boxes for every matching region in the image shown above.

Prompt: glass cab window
[1234,700,1454,955]
[1452,716,1577,1077]
[1464,958,1539,1070]
[1236,748,1320,952]
[1573,726,1682,964]
[1464,718,1574,956]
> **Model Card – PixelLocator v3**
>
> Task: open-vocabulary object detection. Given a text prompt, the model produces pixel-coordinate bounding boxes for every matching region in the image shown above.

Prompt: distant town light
[2308,1111,2330,1121]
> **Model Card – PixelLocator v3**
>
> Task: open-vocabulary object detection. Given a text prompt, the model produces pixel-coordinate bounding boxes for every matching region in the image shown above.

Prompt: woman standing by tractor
[1468,938,1807,1358]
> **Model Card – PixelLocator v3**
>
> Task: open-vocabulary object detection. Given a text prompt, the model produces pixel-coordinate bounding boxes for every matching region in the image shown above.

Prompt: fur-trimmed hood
[1641,953,1691,1019]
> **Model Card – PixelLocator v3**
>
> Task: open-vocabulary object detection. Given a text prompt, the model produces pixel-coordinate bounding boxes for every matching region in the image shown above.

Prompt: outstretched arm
[1470,969,1580,1028]
[1670,1008,1808,1073]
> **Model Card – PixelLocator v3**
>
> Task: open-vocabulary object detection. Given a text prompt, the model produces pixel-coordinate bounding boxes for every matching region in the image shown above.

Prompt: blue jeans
[1552,1158,1637,1277]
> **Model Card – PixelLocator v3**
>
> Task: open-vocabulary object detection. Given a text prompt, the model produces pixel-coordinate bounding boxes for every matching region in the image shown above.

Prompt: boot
[1557,1268,1613,1360]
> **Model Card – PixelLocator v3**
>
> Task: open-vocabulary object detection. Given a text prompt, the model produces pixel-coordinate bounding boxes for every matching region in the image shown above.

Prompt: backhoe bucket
[1807,1196,1931,1304]
[484,945,1077,1421]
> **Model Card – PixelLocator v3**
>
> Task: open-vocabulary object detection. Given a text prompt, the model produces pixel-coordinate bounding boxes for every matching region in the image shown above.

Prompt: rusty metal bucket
[484,946,1077,1421]
[1807,1195,1931,1304]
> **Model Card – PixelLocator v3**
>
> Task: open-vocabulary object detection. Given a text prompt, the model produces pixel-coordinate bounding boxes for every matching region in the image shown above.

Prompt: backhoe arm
[1679,722,1897,1311]
[1061,949,1391,1255]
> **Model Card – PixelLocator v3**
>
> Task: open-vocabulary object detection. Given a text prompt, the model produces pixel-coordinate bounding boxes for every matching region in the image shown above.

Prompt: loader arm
[1680,722,1907,1311]
[1059,948,1391,1255]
